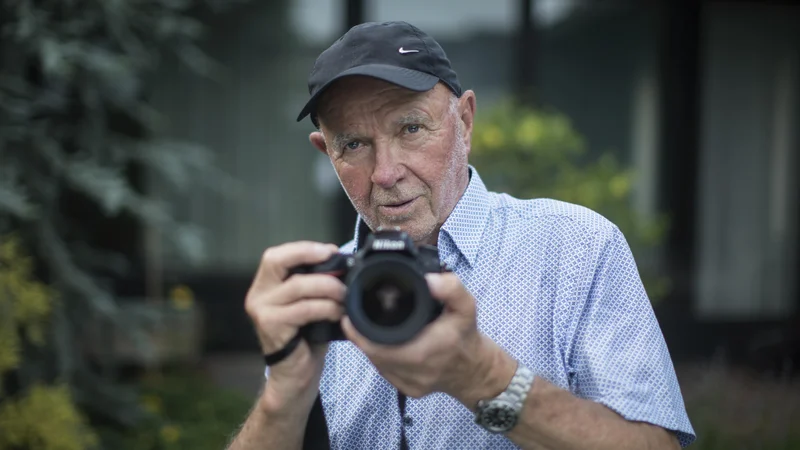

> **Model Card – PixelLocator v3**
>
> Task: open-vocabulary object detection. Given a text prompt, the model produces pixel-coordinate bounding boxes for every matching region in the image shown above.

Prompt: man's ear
[459,90,477,154]
[309,131,327,155]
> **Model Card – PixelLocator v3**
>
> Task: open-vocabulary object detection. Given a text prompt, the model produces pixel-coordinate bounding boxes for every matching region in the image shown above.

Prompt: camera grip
[288,253,349,277]
[300,320,346,343]
[287,253,350,344]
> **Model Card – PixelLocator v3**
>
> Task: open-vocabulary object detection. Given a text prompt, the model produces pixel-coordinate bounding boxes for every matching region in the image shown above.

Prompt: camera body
[289,228,448,345]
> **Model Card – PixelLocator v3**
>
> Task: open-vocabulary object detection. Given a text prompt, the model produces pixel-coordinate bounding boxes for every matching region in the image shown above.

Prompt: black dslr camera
[289,228,449,345]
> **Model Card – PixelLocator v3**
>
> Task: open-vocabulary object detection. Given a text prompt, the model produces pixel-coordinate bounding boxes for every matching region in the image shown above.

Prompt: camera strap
[303,393,331,449]
[301,390,409,450]
[263,333,302,366]
[398,391,409,450]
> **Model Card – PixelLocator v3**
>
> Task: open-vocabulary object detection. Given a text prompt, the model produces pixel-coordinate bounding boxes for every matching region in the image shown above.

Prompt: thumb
[425,272,473,314]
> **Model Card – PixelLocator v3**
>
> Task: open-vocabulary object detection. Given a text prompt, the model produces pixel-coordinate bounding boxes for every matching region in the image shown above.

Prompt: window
[694,2,799,319]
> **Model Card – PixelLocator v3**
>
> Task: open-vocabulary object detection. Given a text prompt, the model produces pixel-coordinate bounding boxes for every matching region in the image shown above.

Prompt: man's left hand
[341,272,517,407]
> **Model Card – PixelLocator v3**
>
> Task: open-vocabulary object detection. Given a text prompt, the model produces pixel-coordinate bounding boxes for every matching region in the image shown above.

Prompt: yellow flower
[160,424,181,443]
[169,284,194,310]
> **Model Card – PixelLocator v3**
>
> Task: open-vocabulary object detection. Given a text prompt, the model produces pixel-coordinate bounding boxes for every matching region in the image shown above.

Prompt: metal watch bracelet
[474,364,536,433]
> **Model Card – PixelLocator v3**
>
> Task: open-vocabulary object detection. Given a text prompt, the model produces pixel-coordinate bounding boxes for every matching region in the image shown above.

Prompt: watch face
[479,401,518,433]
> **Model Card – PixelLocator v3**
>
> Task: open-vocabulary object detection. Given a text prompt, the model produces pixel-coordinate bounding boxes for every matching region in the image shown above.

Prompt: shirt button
[403,415,413,426]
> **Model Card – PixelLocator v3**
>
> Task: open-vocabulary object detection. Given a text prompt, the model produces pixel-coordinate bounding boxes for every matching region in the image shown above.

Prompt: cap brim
[296,64,439,123]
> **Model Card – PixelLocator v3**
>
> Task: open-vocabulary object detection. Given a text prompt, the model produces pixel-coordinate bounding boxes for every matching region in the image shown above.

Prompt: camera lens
[361,276,415,327]
[345,253,438,345]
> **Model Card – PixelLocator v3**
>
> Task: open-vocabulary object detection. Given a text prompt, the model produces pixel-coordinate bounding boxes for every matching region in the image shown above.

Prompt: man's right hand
[245,241,345,410]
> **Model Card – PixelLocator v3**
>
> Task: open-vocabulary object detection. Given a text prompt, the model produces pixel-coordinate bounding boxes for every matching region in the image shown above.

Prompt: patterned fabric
[271,166,696,448]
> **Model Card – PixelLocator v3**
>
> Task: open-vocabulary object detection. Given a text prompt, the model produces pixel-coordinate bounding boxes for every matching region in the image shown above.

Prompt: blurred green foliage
[0,0,248,448]
[679,363,800,450]
[0,235,52,377]
[0,233,250,450]
[0,384,99,450]
[688,425,800,450]
[0,234,98,450]
[95,371,251,450]
[471,100,671,302]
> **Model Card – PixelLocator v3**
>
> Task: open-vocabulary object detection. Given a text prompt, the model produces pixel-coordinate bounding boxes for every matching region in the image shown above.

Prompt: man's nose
[370,144,405,189]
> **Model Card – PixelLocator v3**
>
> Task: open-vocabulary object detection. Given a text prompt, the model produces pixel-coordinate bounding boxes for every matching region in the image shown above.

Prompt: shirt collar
[352,165,491,266]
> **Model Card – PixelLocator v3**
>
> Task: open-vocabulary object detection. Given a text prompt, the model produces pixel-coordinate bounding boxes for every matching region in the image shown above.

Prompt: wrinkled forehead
[315,77,450,129]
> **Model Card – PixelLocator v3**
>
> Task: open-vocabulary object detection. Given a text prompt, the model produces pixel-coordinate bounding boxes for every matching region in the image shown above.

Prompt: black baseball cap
[296,21,463,126]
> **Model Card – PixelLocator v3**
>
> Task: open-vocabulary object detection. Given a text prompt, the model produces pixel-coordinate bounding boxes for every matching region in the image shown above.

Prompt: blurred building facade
[143,0,799,371]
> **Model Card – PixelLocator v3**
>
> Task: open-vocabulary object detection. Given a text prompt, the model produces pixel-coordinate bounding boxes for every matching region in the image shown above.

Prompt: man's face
[309,77,476,246]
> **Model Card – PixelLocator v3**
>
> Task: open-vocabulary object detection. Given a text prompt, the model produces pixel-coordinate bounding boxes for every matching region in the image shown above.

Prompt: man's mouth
[387,199,413,207]
[378,197,417,214]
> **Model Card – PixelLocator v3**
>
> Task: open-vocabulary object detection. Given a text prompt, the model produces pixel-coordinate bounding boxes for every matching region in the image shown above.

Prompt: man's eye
[405,124,421,134]
[345,141,360,150]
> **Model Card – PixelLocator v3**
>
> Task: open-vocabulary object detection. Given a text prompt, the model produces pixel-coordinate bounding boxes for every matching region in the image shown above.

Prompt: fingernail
[425,273,442,288]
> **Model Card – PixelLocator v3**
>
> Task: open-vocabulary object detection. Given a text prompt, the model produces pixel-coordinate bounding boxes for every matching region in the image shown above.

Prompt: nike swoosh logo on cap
[398,47,419,54]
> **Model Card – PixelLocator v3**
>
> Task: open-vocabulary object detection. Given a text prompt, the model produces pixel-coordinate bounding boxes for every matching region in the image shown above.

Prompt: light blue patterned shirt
[310,166,695,448]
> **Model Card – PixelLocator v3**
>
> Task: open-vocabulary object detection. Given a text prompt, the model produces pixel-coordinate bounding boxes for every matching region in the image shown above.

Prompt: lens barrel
[345,253,439,345]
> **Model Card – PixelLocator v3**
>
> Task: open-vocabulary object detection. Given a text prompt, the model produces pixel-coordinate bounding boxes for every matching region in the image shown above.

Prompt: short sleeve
[567,226,696,447]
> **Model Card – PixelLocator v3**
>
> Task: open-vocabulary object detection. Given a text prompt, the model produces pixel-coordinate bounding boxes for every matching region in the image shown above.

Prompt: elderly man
[228,21,695,450]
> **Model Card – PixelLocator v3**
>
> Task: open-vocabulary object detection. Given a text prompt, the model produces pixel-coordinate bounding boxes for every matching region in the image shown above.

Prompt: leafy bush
[0,234,97,450]
[95,371,252,450]
[470,100,671,302]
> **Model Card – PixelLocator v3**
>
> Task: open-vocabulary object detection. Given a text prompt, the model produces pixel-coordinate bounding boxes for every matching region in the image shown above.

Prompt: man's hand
[227,241,344,450]
[245,241,345,409]
[340,271,516,407]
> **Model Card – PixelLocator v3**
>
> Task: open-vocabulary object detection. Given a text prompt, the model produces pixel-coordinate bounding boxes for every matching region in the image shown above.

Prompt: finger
[342,316,438,367]
[251,299,342,353]
[341,316,411,358]
[269,273,347,306]
[278,299,345,326]
[341,316,376,353]
[425,272,473,314]
[253,241,340,289]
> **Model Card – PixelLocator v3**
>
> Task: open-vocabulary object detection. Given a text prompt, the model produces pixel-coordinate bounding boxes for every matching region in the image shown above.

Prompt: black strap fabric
[299,390,409,450]
[398,391,409,450]
[303,393,331,449]
[263,333,302,366]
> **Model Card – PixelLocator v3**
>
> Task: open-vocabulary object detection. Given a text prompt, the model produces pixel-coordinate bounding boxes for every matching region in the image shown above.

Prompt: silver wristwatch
[474,364,535,433]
